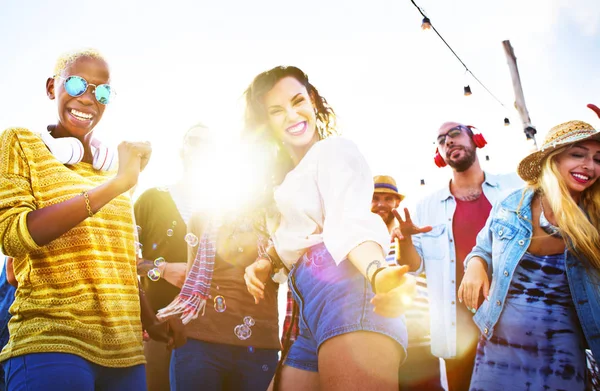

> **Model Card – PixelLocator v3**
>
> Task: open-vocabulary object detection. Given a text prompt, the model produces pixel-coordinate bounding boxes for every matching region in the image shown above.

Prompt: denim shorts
[285,243,408,372]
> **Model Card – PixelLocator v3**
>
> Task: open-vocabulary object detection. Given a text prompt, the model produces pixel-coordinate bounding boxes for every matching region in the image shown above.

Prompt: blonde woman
[459,120,600,390]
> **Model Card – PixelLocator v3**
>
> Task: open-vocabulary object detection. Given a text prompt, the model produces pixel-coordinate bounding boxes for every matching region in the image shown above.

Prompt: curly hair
[243,66,338,187]
[53,48,106,77]
[244,66,337,139]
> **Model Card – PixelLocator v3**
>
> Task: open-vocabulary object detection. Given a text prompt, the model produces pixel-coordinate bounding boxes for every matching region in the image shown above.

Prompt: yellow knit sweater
[0,128,144,367]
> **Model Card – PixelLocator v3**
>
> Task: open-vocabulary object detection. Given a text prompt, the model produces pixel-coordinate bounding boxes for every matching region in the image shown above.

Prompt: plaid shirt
[281,287,298,346]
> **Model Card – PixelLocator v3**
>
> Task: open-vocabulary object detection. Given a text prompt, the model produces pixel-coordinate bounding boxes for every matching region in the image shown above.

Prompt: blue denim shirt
[465,187,600,359]
[412,172,523,358]
[0,261,15,351]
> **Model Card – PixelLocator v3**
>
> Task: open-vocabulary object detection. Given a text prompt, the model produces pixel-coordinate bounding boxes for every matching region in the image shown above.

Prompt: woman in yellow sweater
[0,48,184,391]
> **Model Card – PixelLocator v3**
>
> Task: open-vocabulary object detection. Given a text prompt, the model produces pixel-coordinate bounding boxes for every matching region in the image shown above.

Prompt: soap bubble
[234,324,252,340]
[185,233,199,247]
[147,268,160,282]
[214,295,226,313]
[243,316,255,327]
[154,257,166,267]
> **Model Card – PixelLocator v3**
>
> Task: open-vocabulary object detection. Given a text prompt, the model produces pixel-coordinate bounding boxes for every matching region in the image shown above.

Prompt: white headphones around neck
[40,130,118,171]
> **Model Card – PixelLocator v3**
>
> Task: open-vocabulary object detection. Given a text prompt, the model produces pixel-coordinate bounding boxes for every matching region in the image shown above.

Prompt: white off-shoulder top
[272,136,390,269]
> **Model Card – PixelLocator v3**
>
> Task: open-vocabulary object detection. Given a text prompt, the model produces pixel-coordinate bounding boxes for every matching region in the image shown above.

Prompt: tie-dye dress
[469,252,587,391]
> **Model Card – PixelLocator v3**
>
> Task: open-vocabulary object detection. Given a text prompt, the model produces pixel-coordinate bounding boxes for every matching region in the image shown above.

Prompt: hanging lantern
[524,126,537,140]
[504,117,510,126]
[421,17,431,30]
[463,85,472,96]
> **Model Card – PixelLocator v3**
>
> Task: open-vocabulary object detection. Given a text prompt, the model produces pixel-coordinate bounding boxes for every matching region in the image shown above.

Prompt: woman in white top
[243,66,416,391]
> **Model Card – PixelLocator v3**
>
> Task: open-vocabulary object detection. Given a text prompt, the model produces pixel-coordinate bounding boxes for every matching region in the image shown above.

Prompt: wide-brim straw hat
[373,175,405,202]
[518,120,600,182]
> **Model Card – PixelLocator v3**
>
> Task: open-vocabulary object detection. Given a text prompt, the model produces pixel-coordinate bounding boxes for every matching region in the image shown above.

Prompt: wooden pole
[502,40,538,149]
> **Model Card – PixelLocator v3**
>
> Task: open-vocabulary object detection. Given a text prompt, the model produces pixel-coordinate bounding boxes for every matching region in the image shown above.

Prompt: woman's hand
[244,257,272,304]
[165,316,187,350]
[114,141,152,192]
[458,257,489,313]
[145,317,187,350]
[139,286,186,350]
[136,260,154,276]
[370,265,417,317]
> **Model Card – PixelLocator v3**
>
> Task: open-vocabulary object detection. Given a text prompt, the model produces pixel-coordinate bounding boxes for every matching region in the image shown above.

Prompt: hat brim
[518,132,600,182]
[374,188,405,202]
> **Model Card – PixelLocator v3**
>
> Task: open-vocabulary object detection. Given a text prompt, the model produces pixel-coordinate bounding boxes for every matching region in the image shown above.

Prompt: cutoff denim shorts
[285,243,408,372]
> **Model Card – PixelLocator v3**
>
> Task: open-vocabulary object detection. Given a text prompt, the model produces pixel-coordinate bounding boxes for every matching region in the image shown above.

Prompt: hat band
[541,129,598,150]
[374,183,398,193]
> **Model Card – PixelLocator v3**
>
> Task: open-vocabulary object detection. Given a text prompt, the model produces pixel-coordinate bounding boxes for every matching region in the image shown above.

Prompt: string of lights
[410,0,511,126]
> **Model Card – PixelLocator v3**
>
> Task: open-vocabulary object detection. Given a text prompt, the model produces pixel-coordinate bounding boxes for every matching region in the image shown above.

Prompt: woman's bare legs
[318,331,403,391]
[271,331,402,391]
[267,366,320,391]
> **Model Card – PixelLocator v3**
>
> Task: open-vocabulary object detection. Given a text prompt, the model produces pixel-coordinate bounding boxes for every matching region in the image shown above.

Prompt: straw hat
[373,175,405,202]
[518,120,600,182]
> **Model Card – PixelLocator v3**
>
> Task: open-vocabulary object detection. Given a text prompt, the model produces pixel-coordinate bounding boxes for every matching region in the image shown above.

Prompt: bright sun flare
[186,138,273,216]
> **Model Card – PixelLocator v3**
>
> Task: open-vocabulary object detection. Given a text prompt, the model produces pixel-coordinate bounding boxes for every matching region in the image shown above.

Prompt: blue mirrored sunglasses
[56,75,114,105]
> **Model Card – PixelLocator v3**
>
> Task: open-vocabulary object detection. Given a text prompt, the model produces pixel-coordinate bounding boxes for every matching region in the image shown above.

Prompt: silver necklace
[539,196,562,238]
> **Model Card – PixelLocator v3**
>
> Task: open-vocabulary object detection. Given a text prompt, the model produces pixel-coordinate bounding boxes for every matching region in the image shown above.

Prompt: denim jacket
[412,172,523,358]
[465,187,600,359]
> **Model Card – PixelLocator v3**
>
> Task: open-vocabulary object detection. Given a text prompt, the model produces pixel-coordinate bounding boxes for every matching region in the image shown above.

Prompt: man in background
[394,122,522,390]
[134,123,212,390]
[371,175,443,390]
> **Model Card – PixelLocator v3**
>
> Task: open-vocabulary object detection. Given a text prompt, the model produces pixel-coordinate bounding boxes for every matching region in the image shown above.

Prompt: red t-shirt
[452,194,492,289]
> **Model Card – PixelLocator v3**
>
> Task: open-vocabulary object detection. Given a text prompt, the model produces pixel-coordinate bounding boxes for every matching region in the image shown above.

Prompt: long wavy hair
[527,143,600,269]
[243,66,338,185]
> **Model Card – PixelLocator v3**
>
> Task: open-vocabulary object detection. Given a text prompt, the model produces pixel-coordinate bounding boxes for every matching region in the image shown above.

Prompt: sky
[0,0,599,209]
